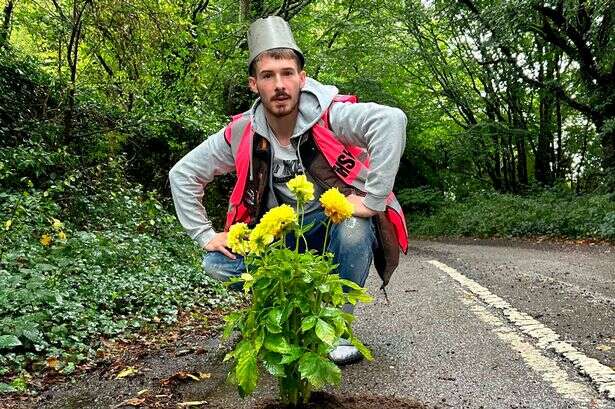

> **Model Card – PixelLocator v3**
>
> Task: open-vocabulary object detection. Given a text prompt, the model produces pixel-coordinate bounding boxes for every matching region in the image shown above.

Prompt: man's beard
[262,91,299,118]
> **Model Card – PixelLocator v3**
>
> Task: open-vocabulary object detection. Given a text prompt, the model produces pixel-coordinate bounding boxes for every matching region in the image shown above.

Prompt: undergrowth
[0,145,231,393]
[400,188,615,240]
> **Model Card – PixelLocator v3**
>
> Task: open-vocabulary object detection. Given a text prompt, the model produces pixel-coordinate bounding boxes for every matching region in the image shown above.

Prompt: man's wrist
[197,230,217,249]
[362,195,386,212]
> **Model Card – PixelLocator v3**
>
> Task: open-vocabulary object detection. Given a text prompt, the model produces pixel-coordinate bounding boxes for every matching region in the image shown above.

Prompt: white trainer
[328,339,363,365]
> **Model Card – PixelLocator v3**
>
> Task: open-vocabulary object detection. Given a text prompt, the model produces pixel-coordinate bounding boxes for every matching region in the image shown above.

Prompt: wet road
[205,238,615,408]
[345,239,615,408]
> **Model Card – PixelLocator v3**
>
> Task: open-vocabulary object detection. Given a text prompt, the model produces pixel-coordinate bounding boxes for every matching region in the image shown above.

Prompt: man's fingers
[218,246,236,260]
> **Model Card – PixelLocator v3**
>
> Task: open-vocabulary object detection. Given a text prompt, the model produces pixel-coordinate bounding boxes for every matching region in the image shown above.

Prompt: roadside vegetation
[399,188,615,241]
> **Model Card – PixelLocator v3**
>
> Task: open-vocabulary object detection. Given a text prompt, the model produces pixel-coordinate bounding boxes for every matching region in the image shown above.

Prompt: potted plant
[222,174,373,407]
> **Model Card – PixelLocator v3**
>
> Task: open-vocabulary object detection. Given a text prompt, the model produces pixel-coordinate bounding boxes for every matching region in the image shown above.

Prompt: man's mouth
[272,94,290,102]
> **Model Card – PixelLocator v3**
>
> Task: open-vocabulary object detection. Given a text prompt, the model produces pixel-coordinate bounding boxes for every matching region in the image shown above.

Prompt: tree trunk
[1,0,15,49]
[60,0,90,145]
[536,34,559,186]
[239,0,250,22]
[598,115,615,197]
[507,83,528,188]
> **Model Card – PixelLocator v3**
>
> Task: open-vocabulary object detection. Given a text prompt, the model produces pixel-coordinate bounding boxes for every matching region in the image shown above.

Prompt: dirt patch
[1,307,236,409]
[256,391,428,409]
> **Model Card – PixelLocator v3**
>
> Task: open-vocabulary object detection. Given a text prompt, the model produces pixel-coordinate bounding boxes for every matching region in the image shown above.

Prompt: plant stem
[321,219,332,255]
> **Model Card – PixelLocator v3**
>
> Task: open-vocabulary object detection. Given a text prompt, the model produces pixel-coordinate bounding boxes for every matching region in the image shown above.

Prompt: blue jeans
[202,209,376,290]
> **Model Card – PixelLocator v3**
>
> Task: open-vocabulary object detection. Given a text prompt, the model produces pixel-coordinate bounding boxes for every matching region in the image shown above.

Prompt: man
[169,16,407,365]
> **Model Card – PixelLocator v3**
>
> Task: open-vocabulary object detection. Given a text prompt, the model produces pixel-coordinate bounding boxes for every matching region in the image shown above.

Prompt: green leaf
[0,335,22,349]
[350,336,373,361]
[279,345,303,364]
[0,383,17,394]
[266,308,283,334]
[253,277,273,290]
[301,316,317,332]
[315,319,335,346]
[262,352,286,378]
[347,290,373,304]
[223,312,242,340]
[320,307,341,318]
[298,352,341,389]
[338,278,363,291]
[254,328,265,353]
[264,334,291,354]
[236,352,258,397]
[9,376,28,392]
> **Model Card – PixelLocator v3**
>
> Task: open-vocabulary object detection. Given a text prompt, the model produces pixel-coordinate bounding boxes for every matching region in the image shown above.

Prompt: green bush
[397,187,445,215]
[0,145,230,383]
[408,190,615,240]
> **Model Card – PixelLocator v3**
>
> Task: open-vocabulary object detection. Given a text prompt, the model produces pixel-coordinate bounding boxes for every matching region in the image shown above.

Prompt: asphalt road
[204,238,615,408]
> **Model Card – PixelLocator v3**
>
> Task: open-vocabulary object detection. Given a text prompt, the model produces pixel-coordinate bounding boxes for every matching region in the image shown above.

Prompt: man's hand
[347,194,377,218]
[203,232,236,259]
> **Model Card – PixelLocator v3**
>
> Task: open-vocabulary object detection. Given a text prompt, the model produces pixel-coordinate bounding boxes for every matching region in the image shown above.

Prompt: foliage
[0,143,230,384]
[410,190,615,240]
[397,187,446,215]
[222,177,373,406]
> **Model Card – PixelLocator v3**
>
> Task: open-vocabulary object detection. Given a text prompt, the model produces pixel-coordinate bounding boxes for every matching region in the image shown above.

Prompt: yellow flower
[4,220,12,230]
[248,205,297,254]
[286,174,314,203]
[258,204,297,238]
[248,223,275,255]
[226,223,251,255]
[40,234,53,246]
[57,231,67,241]
[319,188,354,224]
[51,218,63,231]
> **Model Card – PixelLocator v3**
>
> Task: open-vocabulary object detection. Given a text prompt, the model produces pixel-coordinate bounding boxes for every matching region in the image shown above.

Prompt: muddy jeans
[202,209,376,295]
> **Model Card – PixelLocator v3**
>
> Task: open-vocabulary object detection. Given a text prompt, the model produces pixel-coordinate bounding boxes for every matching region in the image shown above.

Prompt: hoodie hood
[250,77,339,140]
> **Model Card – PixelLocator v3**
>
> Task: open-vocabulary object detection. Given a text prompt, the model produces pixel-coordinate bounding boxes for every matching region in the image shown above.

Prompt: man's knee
[202,252,245,283]
[332,216,375,248]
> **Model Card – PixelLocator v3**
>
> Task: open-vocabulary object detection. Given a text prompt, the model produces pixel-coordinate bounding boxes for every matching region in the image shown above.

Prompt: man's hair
[249,48,304,76]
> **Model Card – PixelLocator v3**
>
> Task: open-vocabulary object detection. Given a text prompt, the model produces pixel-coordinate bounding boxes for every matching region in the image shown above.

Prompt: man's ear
[299,70,306,88]
[248,76,258,94]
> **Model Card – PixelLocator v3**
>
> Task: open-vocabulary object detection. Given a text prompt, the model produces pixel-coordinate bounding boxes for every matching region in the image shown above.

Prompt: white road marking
[427,259,615,403]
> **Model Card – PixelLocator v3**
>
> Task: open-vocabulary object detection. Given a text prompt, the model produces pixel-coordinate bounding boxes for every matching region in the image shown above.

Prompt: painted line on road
[427,259,615,402]
[460,294,598,405]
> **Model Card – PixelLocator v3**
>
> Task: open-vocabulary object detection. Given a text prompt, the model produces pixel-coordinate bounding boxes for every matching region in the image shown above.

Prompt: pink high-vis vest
[223,95,408,254]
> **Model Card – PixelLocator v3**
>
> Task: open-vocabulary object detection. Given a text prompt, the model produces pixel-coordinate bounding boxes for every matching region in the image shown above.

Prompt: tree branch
[534,5,600,83]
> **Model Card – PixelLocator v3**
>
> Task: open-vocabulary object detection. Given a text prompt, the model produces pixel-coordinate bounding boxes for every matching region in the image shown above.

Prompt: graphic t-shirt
[269,134,323,213]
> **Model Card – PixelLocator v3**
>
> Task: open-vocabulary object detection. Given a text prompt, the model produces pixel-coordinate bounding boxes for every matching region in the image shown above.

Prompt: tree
[458,0,615,194]
[1,0,16,48]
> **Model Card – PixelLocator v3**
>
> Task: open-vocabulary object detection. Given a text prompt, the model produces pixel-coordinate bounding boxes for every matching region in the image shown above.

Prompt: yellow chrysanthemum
[51,218,63,231]
[248,205,297,254]
[57,231,68,241]
[248,223,275,255]
[226,223,251,255]
[286,174,314,203]
[40,234,53,246]
[319,188,354,224]
[258,204,297,237]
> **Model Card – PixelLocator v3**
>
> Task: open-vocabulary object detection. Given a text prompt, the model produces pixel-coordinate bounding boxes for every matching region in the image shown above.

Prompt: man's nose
[274,74,284,89]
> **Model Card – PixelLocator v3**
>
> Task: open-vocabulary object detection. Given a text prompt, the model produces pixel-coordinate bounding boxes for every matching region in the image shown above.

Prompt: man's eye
[262,74,272,79]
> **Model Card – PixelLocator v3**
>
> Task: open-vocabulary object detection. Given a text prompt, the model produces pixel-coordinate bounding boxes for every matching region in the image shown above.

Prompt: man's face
[249,55,306,118]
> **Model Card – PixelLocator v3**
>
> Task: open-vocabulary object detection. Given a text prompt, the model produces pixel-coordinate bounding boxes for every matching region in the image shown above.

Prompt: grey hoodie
[169,77,407,248]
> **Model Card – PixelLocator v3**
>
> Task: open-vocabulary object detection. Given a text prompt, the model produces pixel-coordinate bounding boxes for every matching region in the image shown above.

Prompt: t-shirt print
[272,159,304,184]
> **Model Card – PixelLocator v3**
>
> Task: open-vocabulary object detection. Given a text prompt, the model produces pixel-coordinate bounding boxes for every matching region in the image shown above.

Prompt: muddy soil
[257,391,427,409]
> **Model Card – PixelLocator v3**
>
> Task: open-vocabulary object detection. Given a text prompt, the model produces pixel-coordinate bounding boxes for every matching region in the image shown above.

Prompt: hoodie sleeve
[328,101,407,212]
[169,128,235,248]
